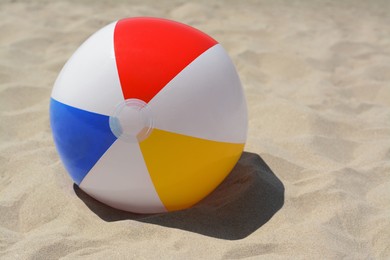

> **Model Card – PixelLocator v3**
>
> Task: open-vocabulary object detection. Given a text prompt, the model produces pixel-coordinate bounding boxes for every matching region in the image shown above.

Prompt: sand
[1,0,390,259]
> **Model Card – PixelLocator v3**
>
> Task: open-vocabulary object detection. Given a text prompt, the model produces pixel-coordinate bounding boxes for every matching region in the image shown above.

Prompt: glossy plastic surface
[50,17,247,213]
[114,17,217,102]
[50,98,117,185]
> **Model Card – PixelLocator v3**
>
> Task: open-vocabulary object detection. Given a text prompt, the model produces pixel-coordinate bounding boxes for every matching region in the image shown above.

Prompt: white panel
[51,21,124,116]
[79,139,166,213]
[148,44,247,143]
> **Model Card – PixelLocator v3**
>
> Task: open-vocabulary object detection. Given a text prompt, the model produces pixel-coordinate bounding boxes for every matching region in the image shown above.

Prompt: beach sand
[1,0,389,259]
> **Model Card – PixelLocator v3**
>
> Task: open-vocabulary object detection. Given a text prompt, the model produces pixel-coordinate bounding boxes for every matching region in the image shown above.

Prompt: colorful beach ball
[50,17,247,213]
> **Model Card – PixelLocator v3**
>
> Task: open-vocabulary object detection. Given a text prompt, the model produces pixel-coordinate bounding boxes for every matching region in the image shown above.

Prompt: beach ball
[50,17,247,213]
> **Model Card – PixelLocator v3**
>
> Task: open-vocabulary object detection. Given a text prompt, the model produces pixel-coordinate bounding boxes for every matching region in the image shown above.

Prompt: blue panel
[50,98,117,185]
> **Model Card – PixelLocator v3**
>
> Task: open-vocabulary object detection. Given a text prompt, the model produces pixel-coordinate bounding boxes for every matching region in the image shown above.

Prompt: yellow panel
[139,129,244,211]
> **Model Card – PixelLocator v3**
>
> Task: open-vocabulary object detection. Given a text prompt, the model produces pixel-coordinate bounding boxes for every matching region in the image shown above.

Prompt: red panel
[113,17,217,103]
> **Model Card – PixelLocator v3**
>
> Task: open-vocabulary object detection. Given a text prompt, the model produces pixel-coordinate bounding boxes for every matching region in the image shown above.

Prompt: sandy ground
[1,0,390,259]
